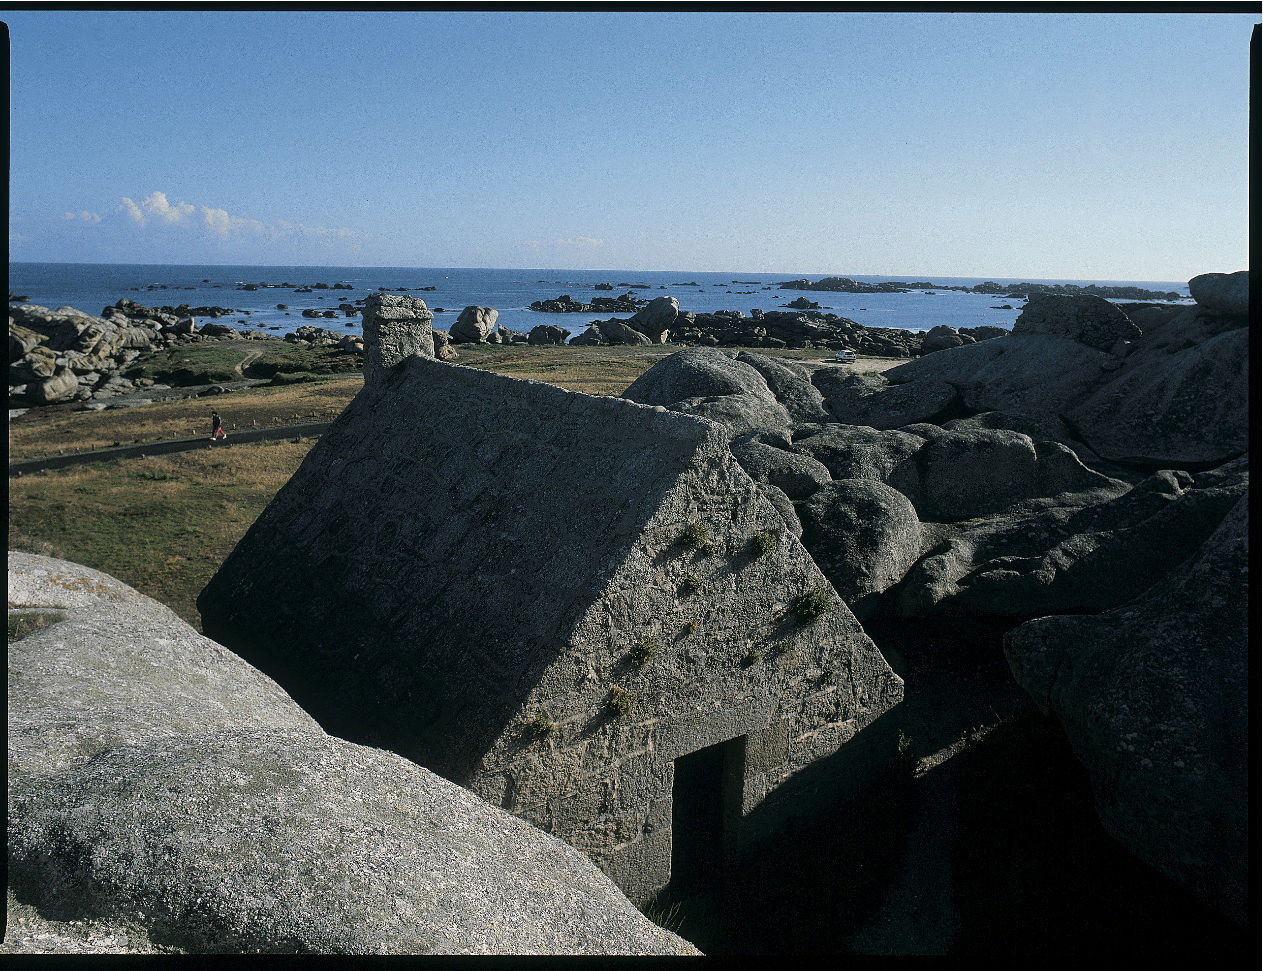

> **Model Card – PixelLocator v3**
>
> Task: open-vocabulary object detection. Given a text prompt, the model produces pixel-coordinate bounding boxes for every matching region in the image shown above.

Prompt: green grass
[629,637,659,669]
[8,441,314,628]
[123,339,361,386]
[792,587,835,624]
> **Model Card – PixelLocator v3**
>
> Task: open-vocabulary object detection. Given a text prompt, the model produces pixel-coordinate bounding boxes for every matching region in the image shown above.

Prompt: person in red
[211,410,227,441]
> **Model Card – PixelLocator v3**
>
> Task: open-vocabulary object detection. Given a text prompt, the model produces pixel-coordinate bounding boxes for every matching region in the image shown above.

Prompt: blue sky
[5,10,1256,279]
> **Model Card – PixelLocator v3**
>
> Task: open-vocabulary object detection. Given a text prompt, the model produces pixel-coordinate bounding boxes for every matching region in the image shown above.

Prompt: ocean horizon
[8,261,1194,338]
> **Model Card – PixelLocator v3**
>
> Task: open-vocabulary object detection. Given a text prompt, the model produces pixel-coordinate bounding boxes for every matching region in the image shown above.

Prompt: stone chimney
[361,293,435,386]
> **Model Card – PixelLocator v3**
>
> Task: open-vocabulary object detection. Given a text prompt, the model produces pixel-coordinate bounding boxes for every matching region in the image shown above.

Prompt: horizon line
[7,259,1201,287]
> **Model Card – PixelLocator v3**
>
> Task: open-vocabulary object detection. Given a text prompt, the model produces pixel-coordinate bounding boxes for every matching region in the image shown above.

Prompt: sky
[5,9,1257,280]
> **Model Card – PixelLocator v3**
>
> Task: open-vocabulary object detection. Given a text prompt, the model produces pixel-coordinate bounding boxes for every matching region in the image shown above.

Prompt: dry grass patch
[8,440,314,628]
[8,376,362,462]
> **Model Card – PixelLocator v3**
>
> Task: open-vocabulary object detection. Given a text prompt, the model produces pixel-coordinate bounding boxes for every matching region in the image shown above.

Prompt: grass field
[9,343,899,628]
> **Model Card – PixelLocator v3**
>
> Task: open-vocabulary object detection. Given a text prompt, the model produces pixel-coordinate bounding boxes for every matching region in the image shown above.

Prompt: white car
[835,350,857,363]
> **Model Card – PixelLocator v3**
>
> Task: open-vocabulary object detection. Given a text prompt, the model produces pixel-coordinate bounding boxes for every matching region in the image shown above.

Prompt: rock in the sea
[5,553,697,955]
[1187,270,1249,316]
[360,293,434,387]
[1004,495,1248,924]
[451,305,499,344]
[198,356,903,905]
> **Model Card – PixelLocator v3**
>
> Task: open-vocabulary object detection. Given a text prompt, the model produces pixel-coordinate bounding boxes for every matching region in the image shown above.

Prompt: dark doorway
[671,735,746,892]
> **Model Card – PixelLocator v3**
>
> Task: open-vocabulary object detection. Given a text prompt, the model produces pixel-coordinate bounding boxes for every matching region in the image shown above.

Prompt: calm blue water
[7,263,1193,338]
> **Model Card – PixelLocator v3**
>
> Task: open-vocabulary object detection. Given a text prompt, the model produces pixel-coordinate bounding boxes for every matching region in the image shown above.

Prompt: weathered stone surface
[797,480,922,607]
[1011,293,1142,351]
[360,293,434,386]
[451,306,499,344]
[6,554,698,955]
[7,552,319,780]
[622,347,816,437]
[199,357,903,903]
[568,325,606,346]
[597,317,653,346]
[1004,495,1248,924]
[1187,270,1249,315]
[812,369,959,429]
[431,329,459,360]
[29,368,78,404]
[734,351,830,423]
[906,425,1120,522]
[880,301,1247,467]
[730,438,832,500]
[788,423,925,492]
[625,296,679,342]
[919,324,971,353]
[528,324,569,345]
[1063,325,1248,466]
[897,459,1244,618]
[7,732,699,955]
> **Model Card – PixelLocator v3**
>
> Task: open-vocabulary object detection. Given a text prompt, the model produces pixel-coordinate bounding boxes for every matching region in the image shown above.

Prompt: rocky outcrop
[1010,293,1142,351]
[528,324,570,345]
[1004,494,1248,924]
[451,306,499,343]
[919,325,973,353]
[797,479,922,608]
[624,295,679,342]
[878,283,1247,467]
[812,370,959,429]
[5,553,697,955]
[596,317,653,345]
[530,293,644,314]
[360,293,434,387]
[1187,270,1249,315]
[896,458,1243,619]
[198,356,903,905]
[431,329,459,360]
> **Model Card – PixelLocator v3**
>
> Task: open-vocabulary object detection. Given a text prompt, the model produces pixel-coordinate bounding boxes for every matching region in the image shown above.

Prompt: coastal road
[8,422,333,477]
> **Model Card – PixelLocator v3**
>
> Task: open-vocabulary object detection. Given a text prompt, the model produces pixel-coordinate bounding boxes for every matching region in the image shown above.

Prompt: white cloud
[112,190,360,245]
[555,235,604,249]
[62,210,102,224]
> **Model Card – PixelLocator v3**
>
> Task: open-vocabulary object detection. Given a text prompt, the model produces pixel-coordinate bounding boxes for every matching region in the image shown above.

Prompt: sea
[7,263,1194,339]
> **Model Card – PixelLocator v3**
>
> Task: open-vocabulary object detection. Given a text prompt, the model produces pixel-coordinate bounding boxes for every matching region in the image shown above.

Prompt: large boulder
[1004,495,1248,924]
[734,351,830,423]
[919,325,971,353]
[1187,270,1249,315]
[451,306,499,344]
[880,298,1247,468]
[906,425,1122,522]
[812,370,959,429]
[729,437,832,500]
[797,479,922,608]
[7,553,318,781]
[1011,293,1142,351]
[787,423,924,492]
[29,368,79,404]
[5,553,697,955]
[597,317,653,346]
[360,293,434,386]
[625,296,679,342]
[568,325,606,346]
[897,458,1244,619]
[528,324,569,346]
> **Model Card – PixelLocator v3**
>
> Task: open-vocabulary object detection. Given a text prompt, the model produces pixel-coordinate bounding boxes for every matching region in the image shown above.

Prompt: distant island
[778,276,1184,301]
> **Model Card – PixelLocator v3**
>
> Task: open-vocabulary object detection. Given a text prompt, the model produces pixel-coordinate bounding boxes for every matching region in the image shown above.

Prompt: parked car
[835,349,857,363]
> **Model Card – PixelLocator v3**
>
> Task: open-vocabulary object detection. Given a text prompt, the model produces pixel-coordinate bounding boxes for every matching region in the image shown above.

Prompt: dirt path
[8,422,332,476]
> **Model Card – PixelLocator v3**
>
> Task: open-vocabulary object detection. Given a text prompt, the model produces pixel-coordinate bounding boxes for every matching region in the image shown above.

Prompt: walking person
[211,410,227,441]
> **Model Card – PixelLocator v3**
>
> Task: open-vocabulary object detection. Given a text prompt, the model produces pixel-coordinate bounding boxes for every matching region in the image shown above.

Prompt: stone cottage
[199,356,903,903]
